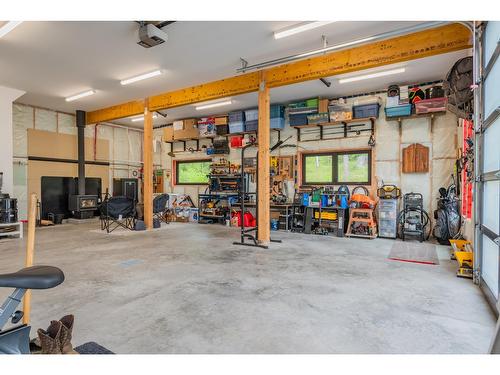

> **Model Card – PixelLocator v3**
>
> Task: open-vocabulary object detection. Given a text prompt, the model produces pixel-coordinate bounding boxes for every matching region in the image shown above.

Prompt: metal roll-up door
[476,21,500,311]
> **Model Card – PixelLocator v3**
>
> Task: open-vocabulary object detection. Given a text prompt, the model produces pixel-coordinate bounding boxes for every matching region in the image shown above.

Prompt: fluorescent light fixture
[120,70,163,85]
[195,100,233,111]
[338,68,406,84]
[131,114,158,122]
[65,90,96,102]
[0,21,23,39]
[274,21,336,40]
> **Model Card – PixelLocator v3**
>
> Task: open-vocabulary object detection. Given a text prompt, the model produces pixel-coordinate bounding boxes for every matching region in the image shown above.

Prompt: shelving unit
[163,129,282,152]
[0,222,23,239]
[385,111,446,134]
[291,117,375,142]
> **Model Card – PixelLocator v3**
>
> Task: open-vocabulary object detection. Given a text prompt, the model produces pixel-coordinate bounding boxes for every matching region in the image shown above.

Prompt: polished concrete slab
[0,221,496,354]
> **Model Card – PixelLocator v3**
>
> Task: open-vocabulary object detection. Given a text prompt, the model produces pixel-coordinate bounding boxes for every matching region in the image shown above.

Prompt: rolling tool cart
[376,184,401,239]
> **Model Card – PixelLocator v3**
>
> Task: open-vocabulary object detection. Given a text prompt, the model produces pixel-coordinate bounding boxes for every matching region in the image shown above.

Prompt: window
[302,150,371,185]
[176,160,211,185]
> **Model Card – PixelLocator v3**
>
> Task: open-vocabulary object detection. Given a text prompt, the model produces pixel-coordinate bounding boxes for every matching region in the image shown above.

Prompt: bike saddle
[0,266,64,290]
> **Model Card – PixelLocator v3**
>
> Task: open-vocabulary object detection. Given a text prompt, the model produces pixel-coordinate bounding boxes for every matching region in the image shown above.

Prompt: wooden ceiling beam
[85,23,471,124]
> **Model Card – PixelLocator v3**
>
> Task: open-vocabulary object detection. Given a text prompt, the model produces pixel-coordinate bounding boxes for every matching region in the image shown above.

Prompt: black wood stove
[68,110,98,219]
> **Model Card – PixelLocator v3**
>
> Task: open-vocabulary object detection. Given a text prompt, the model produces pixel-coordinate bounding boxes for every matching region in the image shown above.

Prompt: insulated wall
[12,103,147,219]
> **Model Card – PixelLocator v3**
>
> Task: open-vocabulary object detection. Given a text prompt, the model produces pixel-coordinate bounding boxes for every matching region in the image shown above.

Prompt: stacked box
[353,103,380,119]
[197,117,217,137]
[228,111,245,133]
[270,117,285,129]
[270,104,285,119]
[216,124,228,135]
[173,119,198,140]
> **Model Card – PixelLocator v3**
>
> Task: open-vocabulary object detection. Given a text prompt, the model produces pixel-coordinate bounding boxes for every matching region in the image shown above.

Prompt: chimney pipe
[76,110,86,195]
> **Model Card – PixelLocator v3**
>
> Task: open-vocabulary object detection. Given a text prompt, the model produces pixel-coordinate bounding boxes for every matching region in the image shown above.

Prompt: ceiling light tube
[65,90,96,102]
[338,68,406,84]
[274,21,336,40]
[120,70,163,85]
[195,100,233,111]
[0,21,23,39]
[131,114,158,122]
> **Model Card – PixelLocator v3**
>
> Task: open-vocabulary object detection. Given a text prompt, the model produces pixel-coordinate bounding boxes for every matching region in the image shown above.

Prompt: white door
[478,21,500,306]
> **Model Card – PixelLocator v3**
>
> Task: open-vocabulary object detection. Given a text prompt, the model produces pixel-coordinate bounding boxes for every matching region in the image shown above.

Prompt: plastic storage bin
[244,109,259,122]
[270,117,285,129]
[270,104,285,118]
[229,111,245,123]
[229,122,245,133]
[307,113,329,124]
[353,103,380,118]
[385,104,412,117]
[216,124,228,135]
[244,120,258,132]
[289,113,309,126]
[415,97,448,114]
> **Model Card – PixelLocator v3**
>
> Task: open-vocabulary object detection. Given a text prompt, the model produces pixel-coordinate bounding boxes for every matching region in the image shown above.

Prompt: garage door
[477,21,500,307]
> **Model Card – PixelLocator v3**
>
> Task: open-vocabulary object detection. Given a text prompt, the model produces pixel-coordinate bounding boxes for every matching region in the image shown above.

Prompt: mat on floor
[388,242,439,265]
[74,342,114,354]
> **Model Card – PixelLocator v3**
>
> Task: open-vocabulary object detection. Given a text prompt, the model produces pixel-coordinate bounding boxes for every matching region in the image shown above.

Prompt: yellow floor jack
[449,239,473,279]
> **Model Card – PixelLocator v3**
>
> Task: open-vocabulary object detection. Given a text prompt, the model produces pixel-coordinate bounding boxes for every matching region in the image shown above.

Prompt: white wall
[161,92,459,221]
[0,86,25,196]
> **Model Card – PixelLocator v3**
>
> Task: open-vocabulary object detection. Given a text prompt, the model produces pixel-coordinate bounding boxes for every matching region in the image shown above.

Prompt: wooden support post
[143,99,154,230]
[257,71,270,244]
[22,193,37,324]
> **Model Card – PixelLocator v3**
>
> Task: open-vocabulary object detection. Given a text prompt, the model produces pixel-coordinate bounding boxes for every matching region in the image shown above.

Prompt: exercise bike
[0,265,64,354]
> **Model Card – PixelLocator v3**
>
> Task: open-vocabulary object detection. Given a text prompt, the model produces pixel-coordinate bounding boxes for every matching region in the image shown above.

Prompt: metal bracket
[494,237,500,246]
[239,58,248,72]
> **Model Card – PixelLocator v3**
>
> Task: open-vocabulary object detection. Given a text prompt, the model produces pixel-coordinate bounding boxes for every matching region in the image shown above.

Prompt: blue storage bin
[289,113,309,126]
[270,117,285,129]
[229,122,245,133]
[244,109,259,122]
[245,120,258,132]
[270,104,285,118]
[229,111,245,123]
[385,104,412,117]
[353,103,380,119]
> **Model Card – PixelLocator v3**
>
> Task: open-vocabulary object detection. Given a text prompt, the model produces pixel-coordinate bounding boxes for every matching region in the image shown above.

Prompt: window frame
[175,159,212,186]
[301,150,372,186]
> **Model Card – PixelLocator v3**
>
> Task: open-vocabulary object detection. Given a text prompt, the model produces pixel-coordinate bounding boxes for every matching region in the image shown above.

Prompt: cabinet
[402,143,429,173]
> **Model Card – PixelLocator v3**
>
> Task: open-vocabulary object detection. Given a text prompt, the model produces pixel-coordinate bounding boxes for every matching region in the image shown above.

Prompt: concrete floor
[0,220,496,354]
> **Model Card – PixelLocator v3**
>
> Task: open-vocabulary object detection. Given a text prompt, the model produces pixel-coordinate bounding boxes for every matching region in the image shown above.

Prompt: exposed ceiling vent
[137,22,174,48]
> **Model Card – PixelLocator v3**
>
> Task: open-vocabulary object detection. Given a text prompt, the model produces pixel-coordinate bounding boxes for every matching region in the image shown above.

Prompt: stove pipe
[76,110,86,195]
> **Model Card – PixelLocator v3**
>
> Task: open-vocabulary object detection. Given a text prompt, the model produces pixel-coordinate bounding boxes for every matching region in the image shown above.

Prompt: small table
[0,222,23,239]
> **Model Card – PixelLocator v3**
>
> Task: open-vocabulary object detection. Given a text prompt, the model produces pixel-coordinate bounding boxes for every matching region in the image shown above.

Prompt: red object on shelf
[461,119,474,220]
[230,136,244,148]
[415,97,448,114]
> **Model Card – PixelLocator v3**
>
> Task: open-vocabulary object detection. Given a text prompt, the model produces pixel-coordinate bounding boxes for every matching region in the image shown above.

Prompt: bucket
[270,219,279,231]
[54,214,65,225]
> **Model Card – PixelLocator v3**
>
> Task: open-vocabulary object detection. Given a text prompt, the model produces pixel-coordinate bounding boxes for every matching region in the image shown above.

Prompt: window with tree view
[302,151,371,185]
[176,160,211,185]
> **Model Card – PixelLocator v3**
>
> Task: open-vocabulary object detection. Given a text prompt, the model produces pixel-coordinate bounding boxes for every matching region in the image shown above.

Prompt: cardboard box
[319,98,329,113]
[214,116,228,125]
[329,111,353,122]
[163,125,174,141]
[174,119,198,140]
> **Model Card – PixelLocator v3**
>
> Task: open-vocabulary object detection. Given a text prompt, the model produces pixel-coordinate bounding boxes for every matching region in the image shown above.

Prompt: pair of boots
[36,315,78,354]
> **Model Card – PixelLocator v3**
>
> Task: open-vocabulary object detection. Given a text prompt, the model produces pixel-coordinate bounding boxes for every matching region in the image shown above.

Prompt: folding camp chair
[99,196,136,233]
[153,194,170,224]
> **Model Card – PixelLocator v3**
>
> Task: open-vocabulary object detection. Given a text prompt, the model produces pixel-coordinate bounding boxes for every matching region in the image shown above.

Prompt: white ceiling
[0,21,470,127]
